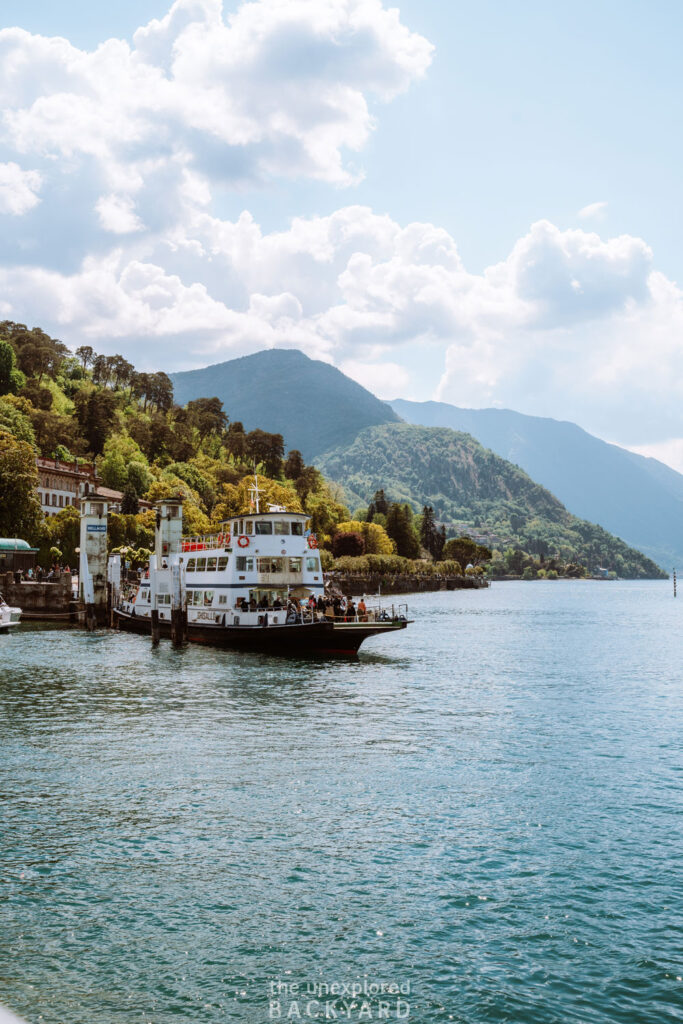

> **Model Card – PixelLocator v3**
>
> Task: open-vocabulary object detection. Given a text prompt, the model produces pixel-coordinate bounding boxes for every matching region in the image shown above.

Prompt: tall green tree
[420,505,437,556]
[0,430,43,538]
[385,502,420,558]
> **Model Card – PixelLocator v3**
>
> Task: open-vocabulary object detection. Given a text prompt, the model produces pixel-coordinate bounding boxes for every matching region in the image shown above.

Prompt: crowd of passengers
[234,594,369,622]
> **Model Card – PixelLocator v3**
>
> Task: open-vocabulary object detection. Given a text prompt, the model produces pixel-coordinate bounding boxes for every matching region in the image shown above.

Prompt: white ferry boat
[0,593,21,632]
[112,483,410,656]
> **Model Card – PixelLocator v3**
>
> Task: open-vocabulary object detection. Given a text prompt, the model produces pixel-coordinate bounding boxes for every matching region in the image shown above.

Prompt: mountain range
[390,400,683,571]
[170,349,683,573]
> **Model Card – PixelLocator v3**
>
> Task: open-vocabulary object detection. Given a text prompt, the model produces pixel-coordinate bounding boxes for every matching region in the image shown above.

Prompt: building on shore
[36,456,97,516]
[35,458,152,517]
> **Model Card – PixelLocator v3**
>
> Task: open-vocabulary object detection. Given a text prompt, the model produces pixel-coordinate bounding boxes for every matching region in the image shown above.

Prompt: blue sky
[0,0,682,466]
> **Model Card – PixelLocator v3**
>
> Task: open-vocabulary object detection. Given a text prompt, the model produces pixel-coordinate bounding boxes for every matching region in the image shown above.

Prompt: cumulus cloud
[3,199,681,448]
[0,0,432,237]
[0,2,680,457]
[0,161,42,214]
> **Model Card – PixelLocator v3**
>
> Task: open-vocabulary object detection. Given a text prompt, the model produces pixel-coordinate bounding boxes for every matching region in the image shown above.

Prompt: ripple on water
[1,582,682,1024]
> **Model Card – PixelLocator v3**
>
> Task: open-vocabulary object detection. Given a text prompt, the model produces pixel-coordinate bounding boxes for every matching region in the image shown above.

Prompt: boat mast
[248,469,262,515]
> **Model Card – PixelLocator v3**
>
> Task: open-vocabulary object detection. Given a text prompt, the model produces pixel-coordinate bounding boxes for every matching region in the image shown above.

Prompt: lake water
[1,581,681,1024]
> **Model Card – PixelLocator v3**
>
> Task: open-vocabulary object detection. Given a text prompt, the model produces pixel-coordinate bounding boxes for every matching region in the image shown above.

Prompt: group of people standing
[238,592,369,622]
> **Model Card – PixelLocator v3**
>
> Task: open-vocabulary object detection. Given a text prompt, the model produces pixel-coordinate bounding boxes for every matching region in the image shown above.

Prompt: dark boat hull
[114,608,408,656]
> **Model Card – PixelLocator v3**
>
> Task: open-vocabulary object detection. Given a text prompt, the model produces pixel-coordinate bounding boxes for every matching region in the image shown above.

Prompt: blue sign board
[87,524,107,533]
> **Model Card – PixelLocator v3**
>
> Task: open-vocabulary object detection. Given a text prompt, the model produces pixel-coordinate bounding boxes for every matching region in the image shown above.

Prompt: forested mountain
[170,349,399,460]
[317,423,666,579]
[391,399,683,570]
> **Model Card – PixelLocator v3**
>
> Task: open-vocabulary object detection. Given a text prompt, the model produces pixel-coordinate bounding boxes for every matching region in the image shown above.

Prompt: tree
[294,465,321,503]
[433,524,446,561]
[185,397,228,439]
[121,485,140,515]
[335,520,394,555]
[0,398,35,445]
[443,536,492,568]
[75,345,94,371]
[332,531,365,557]
[225,420,247,460]
[284,449,305,479]
[0,339,22,396]
[245,429,284,477]
[420,505,438,557]
[149,371,174,411]
[74,388,117,455]
[372,489,388,515]
[385,503,420,558]
[0,430,43,538]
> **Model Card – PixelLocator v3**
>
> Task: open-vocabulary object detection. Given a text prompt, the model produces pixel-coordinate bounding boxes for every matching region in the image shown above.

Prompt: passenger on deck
[346,599,356,621]
[357,598,367,621]
[273,597,283,610]
[317,595,325,613]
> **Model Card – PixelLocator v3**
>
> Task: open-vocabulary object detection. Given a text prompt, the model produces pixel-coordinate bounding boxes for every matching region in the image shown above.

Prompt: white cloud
[0,3,680,452]
[96,194,144,234]
[0,161,42,214]
[578,200,608,220]
[3,202,681,449]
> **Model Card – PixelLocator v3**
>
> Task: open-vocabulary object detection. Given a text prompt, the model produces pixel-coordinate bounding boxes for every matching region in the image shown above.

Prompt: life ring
[238,535,250,548]
[307,535,318,549]
[217,532,224,546]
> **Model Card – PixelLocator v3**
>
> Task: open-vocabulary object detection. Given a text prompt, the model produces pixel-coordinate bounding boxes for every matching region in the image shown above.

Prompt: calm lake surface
[1,581,681,1024]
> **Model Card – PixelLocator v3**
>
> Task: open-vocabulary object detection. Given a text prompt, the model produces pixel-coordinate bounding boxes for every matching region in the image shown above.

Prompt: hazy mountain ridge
[170,349,400,461]
[391,399,683,570]
[317,423,666,579]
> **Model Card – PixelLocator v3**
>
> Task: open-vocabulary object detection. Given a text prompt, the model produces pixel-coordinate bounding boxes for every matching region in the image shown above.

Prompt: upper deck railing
[180,534,226,552]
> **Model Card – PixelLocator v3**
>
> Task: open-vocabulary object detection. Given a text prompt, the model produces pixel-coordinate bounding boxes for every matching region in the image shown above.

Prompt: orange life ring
[238,535,250,548]
[217,532,224,546]
[307,535,318,549]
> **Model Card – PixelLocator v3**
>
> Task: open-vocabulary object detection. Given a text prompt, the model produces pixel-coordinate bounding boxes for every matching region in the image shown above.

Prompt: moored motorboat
[0,593,22,632]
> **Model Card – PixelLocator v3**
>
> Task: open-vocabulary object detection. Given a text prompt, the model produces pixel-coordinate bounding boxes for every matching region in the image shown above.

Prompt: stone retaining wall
[0,572,74,617]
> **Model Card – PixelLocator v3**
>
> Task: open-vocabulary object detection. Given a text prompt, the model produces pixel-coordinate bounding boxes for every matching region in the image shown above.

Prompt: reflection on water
[1,582,682,1023]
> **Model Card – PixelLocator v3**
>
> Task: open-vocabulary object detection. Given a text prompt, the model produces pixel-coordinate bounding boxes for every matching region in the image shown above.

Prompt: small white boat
[0,593,22,632]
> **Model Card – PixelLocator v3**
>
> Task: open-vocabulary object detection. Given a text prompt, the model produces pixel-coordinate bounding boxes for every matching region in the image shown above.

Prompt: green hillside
[391,397,683,570]
[170,349,399,460]
[317,423,667,579]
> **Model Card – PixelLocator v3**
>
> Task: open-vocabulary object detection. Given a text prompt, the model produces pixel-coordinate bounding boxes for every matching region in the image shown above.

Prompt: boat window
[238,520,244,534]
[186,558,196,571]
[291,522,303,536]
[219,595,227,605]
[236,557,253,571]
[217,557,228,571]
[257,557,285,573]
[187,590,198,605]
[203,591,214,606]
[245,521,253,535]
[274,521,290,535]
[196,558,207,571]
[306,556,319,572]
[206,557,217,572]
[289,558,302,572]
[255,520,272,535]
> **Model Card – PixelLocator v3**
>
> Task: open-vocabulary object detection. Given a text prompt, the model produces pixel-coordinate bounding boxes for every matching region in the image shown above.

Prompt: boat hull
[114,608,407,656]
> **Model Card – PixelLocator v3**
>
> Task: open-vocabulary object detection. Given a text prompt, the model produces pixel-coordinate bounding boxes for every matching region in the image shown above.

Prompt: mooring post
[170,563,186,646]
[151,607,160,646]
